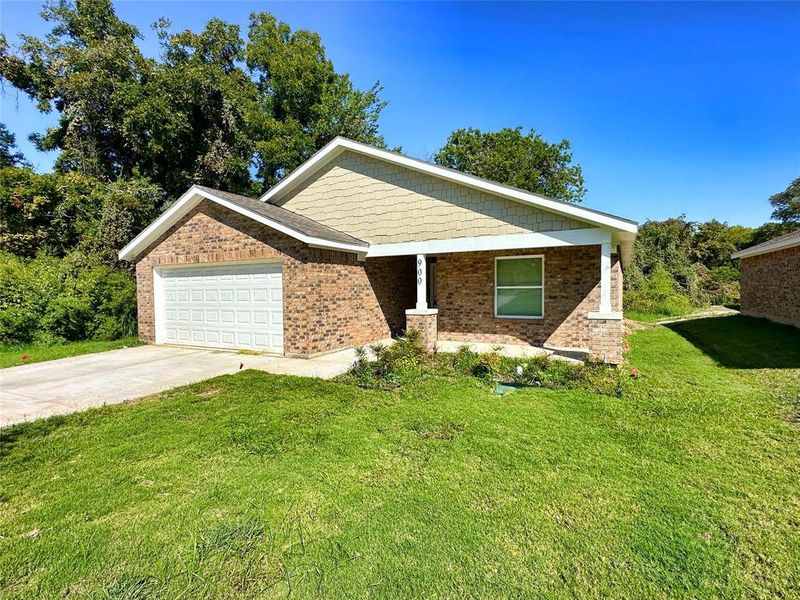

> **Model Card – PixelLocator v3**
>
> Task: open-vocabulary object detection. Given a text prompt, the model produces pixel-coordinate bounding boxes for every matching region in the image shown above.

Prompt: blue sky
[1,1,799,227]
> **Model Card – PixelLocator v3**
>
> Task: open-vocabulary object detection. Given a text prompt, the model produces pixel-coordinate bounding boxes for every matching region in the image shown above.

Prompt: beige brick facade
[275,151,592,244]
[135,200,412,357]
[739,245,800,328]
[436,246,624,363]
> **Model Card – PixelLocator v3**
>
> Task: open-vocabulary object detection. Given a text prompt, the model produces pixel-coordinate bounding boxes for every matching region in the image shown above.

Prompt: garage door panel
[159,263,283,353]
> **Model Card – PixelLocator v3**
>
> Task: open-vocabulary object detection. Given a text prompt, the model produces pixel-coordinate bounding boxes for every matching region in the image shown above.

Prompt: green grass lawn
[1,317,798,598]
[0,337,141,369]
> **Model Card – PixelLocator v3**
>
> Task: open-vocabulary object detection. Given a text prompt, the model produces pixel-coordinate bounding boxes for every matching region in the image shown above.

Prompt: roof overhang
[118,185,369,261]
[366,228,635,267]
[260,136,639,237]
[732,233,800,259]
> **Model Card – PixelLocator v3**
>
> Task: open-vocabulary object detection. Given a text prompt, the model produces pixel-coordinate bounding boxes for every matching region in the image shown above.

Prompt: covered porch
[366,228,631,363]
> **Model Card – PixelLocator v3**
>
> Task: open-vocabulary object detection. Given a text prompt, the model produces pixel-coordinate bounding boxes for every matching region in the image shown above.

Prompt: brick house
[119,137,638,363]
[732,230,800,328]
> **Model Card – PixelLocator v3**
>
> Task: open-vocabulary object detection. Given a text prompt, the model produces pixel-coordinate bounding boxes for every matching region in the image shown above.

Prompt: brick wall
[739,245,800,327]
[135,200,410,356]
[436,246,624,363]
[406,312,438,351]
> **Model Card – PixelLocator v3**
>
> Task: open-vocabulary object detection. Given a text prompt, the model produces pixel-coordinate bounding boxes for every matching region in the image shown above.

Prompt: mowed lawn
[1,317,798,598]
[0,337,141,369]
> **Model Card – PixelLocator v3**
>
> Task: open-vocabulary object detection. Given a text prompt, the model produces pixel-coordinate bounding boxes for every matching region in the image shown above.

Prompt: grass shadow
[666,315,800,369]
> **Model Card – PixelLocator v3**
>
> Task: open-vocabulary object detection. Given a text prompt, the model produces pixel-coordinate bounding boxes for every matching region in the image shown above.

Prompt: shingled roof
[193,186,367,247]
[732,229,800,259]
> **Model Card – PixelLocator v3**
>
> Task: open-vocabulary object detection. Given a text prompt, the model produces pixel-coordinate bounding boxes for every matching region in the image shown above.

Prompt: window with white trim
[495,256,544,318]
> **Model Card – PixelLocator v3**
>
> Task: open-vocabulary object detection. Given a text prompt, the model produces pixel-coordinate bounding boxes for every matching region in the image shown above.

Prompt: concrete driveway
[0,345,357,427]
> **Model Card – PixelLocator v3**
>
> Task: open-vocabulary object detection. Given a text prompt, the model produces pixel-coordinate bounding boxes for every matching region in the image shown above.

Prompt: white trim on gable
[260,136,639,236]
[118,186,368,261]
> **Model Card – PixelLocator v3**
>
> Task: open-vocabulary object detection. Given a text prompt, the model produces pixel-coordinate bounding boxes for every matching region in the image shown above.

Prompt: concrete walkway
[0,345,357,428]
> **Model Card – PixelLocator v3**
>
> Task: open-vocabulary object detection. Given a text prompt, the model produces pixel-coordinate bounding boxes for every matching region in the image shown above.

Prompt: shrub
[0,251,137,344]
[344,329,432,389]
[624,265,695,318]
[344,338,622,396]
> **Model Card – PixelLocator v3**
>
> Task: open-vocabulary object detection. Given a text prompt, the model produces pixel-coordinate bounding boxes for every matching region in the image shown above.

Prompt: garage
[155,262,284,353]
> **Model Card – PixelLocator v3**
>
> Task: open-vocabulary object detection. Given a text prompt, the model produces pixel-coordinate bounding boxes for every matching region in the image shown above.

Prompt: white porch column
[415,253,427,310]
[588,240,622,320]
[599,242,612,313]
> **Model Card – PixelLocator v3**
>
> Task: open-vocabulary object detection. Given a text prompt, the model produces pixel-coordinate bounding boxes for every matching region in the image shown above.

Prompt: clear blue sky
[2,1,799,226]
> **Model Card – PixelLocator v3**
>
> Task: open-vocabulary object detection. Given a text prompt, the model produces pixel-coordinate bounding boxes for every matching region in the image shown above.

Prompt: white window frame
[494,255,545,320]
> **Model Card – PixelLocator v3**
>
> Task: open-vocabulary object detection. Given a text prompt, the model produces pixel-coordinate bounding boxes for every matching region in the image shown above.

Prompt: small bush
[344,329,432,389]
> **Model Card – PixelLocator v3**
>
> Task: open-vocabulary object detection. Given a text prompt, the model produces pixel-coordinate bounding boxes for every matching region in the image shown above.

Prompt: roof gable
[272,151,590,245]
[118,185,367,261]
[261,137,638,236]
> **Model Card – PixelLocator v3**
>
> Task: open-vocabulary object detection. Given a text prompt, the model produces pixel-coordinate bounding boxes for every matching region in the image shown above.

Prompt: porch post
[406,253,438,352]
[416,254,428,310]
[599,242,612,313]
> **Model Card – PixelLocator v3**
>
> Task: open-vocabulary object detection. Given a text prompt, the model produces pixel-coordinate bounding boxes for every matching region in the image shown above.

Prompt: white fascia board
[260,137,639,235]
[731,235,800,259]
[365,228,612,258]
[118,185,366,261]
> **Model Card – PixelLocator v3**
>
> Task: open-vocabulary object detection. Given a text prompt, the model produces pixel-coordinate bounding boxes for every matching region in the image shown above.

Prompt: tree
[245,12,387,190]
[769,177,800,225]
[692,220,753,270]
[0,123,29,167]
[0,0,148,179]
[1,3,388,196]
[0,166,162,262]
[434,127,586,203]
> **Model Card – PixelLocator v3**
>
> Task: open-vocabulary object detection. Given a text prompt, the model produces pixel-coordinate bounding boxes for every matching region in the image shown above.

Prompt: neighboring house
[732,229,800,328]
[119,137,638,363]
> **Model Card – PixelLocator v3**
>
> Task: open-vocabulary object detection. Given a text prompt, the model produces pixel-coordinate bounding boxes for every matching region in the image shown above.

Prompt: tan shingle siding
[275,152,592,244]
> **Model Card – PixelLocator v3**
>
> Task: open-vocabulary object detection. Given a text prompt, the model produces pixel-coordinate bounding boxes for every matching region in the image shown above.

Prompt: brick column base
[405,309,438,352]
[587,317,624,364]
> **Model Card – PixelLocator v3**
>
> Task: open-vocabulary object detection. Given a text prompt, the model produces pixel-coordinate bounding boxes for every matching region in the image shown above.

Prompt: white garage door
[158,263,283,353]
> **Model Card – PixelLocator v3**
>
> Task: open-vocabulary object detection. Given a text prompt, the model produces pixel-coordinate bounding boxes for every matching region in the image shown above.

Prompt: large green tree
[434,127,586,203]
[769,177,800,226]
[0,123,29,167]
[0,1,388,196]
[245,12,386,190]
[0,0,147,179]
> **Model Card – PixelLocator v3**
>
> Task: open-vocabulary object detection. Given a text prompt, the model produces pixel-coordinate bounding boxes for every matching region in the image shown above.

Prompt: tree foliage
[0,123,29,168]
[0,0,388,196]
[434,127,586,203]
[769,177,800,225]
[0,167,163,262]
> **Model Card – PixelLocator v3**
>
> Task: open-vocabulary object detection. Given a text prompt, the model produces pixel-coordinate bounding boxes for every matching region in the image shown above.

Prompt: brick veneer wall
[436,246,624,363]
[406,312,438,351]
[739,245,800,328]
[134,200,412,356]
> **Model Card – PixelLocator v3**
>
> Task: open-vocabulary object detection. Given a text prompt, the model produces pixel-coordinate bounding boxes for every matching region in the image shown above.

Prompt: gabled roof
[118,185,368,261]
[732,229,800,259]
[260,136,639,236]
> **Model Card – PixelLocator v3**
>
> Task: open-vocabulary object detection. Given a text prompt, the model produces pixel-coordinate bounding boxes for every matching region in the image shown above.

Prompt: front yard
[0,337,141,369]
[1,316,798,598]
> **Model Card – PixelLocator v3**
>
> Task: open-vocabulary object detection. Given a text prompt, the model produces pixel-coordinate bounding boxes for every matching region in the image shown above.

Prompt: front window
[495,256,544,318]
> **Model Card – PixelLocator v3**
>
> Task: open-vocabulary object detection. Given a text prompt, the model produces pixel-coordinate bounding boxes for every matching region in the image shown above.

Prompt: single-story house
[119,137,638,363]
[732,229,800,328]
